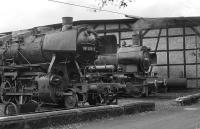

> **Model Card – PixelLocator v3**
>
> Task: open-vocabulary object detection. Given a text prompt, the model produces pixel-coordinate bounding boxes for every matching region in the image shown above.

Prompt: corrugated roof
[0,18,137,35]
[73,18,138,25]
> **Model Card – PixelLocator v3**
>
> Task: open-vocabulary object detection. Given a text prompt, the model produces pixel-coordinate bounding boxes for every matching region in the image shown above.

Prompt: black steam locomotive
[0,17,119,115]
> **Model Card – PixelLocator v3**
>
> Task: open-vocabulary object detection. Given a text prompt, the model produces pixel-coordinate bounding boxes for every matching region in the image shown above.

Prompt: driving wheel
[126,82,144,98]
[0,81,12,104]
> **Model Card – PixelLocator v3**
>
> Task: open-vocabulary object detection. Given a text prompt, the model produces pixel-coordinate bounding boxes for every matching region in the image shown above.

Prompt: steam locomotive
[86,43,162,98]
[0,17,119,115]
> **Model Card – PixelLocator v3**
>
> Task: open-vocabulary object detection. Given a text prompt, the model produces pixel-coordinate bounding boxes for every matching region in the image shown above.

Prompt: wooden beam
[96,28,132,33]
[150,48,197,52]
[143,34,196,39]
[92,24,99,30]
[132,17,200,30]
[195,35,199,88]
[183,26,186,78]
[152,62,200,66]
[166,26,170,78]
[139,30,143,46]
[118,23,121,47]
[191,26,200,87]
[141,29,150,37]
[125,23,132,29]
[104,23,106,36]
[120,38,133,40]
[191,26,200,38]
[187,77,200,80]
[154,28,162,52]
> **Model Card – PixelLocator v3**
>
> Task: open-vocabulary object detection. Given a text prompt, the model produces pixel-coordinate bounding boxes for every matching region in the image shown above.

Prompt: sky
[0,0,200,33]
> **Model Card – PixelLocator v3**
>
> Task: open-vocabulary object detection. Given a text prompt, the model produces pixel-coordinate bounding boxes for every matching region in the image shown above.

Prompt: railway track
[0,101,155,129]
[0,101,111,117]
[0,89,199,116]
[0,90,199,129]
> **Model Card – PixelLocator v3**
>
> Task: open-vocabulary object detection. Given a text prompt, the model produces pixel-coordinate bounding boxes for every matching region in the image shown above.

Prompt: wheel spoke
[1,95,11,104]
[1,81,12,104]
[15,96,28,105]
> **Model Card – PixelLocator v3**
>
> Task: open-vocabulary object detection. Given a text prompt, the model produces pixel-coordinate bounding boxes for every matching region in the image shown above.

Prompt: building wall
[86,23,135,47]
[141,27,200,88]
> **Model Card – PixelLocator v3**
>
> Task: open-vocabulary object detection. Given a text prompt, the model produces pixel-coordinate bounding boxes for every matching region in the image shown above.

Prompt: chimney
[62,17,73,31]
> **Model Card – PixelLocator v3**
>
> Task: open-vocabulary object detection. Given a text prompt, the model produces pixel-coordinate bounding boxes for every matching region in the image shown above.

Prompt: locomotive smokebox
[94,46,157,73]
[62,17,73,31]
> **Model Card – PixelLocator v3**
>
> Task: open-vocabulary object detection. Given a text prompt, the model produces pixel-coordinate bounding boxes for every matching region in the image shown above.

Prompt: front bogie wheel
[64,92,78,109]
[87,92,102,106]
[4,102,19,116]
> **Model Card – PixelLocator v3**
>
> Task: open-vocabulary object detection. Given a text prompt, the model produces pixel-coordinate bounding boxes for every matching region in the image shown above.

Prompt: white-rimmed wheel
[0,81,12,104]
[4,102,19,116]
[64,92,78,109]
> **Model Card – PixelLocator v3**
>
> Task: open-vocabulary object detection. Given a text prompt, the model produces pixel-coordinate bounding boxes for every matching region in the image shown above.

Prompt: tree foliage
[97,0,133,8]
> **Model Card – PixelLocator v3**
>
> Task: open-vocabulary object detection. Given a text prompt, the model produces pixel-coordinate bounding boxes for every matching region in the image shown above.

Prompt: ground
[0,90,196,116]
[1,90,200,129]
[40,90,200,129]
[54,103,200,129]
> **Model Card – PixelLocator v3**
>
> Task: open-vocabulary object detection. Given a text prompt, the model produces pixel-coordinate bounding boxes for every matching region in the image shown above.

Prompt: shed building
[1,17,200,88]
